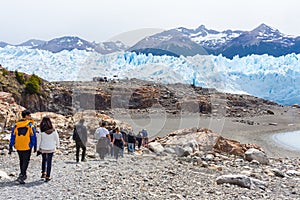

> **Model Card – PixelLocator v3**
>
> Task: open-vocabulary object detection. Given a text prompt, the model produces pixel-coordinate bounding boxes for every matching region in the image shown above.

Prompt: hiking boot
[45,177,51,182]
[81,159,87,162]
[17,175,25,184]
[41,172,46,179]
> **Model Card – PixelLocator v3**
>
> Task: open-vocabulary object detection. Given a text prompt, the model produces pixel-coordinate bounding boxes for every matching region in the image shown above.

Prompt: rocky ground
[1,127,300,200]
[1,73,300,199]
[0,146,300,199]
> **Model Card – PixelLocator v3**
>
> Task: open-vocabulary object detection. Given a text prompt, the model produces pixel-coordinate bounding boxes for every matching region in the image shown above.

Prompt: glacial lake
[273,130,300,151]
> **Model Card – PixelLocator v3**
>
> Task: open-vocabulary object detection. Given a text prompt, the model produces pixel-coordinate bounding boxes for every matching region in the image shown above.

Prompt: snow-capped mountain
[176,25,243,49]
[17,39,46,47]
[0,46,299,106]
[130,24,300,58]
[0,36,128,54]
[129,29,208,57]
[1,24,299,57]
[32,36,96,53]
[0,41,9,48]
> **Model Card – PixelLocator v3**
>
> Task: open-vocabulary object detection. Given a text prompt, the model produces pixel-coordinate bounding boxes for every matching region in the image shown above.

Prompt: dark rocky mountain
[32,36,128,54]
[17,39,46,47]
[175,25,244,50]
[0,42,9,48]
[0,36,128,54]
[1,24,298,57]
[129,29,208,57]
[129,23,300,58]
[32,36,96,53]
[218,24,300,58]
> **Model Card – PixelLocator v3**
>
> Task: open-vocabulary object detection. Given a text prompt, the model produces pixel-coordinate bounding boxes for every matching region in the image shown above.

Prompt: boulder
[213,136,264,156]
[148,142,165,153]
[175,146,193,157]
[216,174,266,189]
[245,148,269,165]
[151,127,264,157]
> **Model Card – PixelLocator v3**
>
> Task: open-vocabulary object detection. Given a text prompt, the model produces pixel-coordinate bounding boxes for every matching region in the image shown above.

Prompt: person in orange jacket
[9,110,37,184]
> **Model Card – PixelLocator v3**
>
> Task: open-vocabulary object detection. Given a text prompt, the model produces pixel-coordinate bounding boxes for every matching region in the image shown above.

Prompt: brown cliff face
[1,68,278,117]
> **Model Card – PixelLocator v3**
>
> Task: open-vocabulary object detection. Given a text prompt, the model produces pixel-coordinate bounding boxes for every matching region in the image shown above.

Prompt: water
[273,130,300,151]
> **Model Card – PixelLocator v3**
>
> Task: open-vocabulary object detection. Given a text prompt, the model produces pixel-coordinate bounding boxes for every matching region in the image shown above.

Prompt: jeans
[42,153,53,178]
[17,150,31,176]
[128,143,135,153]
[137,138,142,149]
[76,141,86,162]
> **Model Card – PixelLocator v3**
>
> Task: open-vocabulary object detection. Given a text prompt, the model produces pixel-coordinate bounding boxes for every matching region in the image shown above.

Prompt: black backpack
[73,127,81,142]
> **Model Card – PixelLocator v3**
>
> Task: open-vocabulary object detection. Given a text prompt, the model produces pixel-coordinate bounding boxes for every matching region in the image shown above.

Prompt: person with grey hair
[94,121,110,160]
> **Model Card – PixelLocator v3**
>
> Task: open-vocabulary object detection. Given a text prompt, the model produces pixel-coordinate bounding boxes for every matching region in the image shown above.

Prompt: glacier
[0,46,299,106]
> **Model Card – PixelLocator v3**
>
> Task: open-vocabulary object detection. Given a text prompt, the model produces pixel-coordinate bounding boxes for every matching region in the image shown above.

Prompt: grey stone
[245,148,269,165]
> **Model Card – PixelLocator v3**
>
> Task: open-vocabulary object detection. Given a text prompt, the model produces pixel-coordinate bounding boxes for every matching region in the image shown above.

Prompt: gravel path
[1,148,300,200]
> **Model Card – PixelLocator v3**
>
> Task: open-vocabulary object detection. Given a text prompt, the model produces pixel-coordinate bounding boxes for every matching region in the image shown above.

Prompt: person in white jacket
[37,116,60,182]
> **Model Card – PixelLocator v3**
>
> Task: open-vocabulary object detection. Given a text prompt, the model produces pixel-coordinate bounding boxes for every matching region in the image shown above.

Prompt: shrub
[1,68,9,76]
[25,74,42,94]
[29,74,42,85]
[15,70,25,84]
[25,81,40,94]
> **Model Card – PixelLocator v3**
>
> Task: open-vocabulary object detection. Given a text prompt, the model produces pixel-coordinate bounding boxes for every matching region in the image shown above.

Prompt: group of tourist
[8,110,149,184]
[75,120,149,161]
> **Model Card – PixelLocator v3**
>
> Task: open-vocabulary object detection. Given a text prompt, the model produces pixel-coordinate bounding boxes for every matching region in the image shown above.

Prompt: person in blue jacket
[9,110,37,184]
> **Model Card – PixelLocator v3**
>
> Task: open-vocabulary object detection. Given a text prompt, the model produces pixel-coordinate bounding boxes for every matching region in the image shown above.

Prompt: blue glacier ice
[0,46,299,106]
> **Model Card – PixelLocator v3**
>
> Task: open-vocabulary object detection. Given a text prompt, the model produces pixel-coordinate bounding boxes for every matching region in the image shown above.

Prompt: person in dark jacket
[9,110,37,184]
[127,131,136,153]
[73,119,88,162]
[112,127,125,160]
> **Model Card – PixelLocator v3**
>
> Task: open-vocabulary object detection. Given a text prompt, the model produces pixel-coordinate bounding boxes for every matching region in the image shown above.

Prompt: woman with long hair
[112,127,125,160]
[37,116,60,182]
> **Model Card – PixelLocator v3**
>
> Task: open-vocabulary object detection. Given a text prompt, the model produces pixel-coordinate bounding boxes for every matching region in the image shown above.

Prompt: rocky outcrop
[149,127,264,157]
[1,68,280,117]
[213,136,264,156]
[0,92,25,130]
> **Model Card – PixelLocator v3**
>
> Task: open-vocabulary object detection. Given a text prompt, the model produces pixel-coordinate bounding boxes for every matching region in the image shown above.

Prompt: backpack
[14,119,34,150]
[73,127,80,142]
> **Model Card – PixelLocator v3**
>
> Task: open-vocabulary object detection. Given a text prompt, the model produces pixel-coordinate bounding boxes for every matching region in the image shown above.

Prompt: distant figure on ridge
[9,110,37,184]
[73,118,88,162]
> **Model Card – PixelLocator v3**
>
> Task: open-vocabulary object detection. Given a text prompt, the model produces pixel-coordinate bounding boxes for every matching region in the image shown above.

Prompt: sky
[1,0,299,44]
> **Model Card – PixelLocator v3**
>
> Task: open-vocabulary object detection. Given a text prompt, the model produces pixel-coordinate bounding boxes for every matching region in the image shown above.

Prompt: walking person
[108,126,116,157]
[9,110,37,184]
[37,116,60,182]
[136,131,143,150]
[94,121,110,160]
[141,129,149,147]
[112,127,125,160]
[127,131,136,153]
[73,118,88,162]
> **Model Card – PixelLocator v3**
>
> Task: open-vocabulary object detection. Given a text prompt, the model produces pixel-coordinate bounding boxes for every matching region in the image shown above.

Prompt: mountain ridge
[1,23,299,58]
